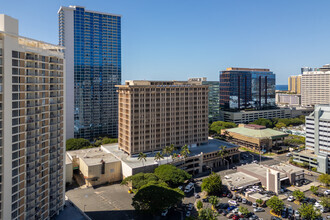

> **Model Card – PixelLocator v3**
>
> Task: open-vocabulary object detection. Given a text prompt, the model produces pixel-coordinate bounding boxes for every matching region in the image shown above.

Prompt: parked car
[296,181,302,187]
[228,200,238,206]
[287,153,292,157]
[271,217,282,220]
[227,206,237,211]
[187,203,193,211]
[242,198,247,204]
[184,183,194,193]
[232,208,239,213]
[281,210,288,218]
[325,190,330,195]
[237,197,242,202]
[252,203,257,208]
[227,193,233,198]
[288,206,293,215]
[186,211,191,217]
[253,207,265,212]
[194,193,200,198]
[288,196,295,202]
[202,197,209,202]
[222,210,229,216]
[295,210,300,218]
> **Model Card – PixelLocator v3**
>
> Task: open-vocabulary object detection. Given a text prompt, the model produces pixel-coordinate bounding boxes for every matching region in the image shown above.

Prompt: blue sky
[1,0,330,84]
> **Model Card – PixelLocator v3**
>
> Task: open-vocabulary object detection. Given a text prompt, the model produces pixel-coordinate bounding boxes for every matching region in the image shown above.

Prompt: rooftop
[101,139,238,169]
[225,127,288,140]
[292,149,317,158]
[225,67,271,72]
[270,163,304,174]
[239,163,287,179]
[67,147,119,166]
[116,80,209,88]
[222,172,260,189]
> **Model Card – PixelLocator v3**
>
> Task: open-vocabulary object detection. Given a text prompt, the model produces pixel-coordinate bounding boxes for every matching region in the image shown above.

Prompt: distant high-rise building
[116,80,209,155]
[219,67,276,111]
[0,15,65,219]
[188,77,220,123]
[288,75,301,94]
[301,64,330,106]
[58,6,121,140]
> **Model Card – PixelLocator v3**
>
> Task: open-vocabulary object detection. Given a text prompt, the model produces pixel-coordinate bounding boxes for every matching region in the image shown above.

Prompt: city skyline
[2,0,330,84]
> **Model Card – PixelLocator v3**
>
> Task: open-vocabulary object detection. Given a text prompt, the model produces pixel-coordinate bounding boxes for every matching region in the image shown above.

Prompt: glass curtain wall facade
[59,6,121,140]
[202,81,220,122]
[220,68,275,111]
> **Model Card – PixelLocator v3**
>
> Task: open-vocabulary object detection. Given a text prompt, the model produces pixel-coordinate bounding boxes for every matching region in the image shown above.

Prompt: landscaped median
[270,210,281,218]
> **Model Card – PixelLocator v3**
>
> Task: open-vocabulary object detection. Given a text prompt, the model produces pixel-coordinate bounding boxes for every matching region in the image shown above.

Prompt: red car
[232,214,239,220]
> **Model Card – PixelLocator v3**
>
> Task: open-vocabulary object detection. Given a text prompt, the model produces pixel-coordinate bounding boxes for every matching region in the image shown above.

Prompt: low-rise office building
[66,148,122,186]
[293,105,330,173]
[276,93,301,106]
[224,163,304,194]
[223,124,288,152]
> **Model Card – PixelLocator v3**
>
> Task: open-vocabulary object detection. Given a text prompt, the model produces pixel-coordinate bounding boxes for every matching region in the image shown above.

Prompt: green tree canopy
[238,206,249,215]
[66,138,91,151]
[132,182,184,214]
[198,208,217,220]
[321,197,330,208]
[209,196,219,208]
[310,186,319,195]
[318,173,330,186]
[121,173,159,191]
[256,199,263,206]
[209,121,237,134]
[292,189,305,201]
[154,164,191,187]
[250,118,273,128]
[266,196,284,214]
[298,204,321,220]
[197,200,203,210]
[201,172,222,195]
[275,122,286,129]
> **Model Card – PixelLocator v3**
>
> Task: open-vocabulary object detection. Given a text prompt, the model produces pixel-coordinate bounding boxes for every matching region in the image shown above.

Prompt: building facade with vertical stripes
[0,15,65,219]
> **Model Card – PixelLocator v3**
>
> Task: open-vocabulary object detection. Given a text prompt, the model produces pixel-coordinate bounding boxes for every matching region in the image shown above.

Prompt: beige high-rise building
[288,75,301,94]
[0,15,65,219]
[301,67,330,106]
[116,80,209,155]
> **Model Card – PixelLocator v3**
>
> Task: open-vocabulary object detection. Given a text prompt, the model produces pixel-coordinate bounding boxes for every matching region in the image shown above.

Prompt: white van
[184,183,194,193]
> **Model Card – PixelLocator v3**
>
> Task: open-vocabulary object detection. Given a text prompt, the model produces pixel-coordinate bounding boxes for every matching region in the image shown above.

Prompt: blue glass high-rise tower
[58,6,121,140]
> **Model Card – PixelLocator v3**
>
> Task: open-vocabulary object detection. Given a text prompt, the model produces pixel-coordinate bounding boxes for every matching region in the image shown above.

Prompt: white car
[325,190,330,195]
[287,196,295,202]
[252,203,257,208]
[228,200,238,206]
[254,207,264,212]
[232,208,239,213]
[295,210,300,218]
[315,201,322,208]
[161,209,168,216]
[186,211,191,217]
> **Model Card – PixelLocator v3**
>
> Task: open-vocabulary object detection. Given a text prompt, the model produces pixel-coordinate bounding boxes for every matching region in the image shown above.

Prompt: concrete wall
[66,162,73,184]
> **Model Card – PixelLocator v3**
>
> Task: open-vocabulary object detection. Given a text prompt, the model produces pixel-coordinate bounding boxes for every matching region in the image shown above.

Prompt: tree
[154,164,191,187]
[180,145,191,162]
[266,196,284,215]
[138,152,147,168]
[209,121,237,134]
[121,173,159,191]
[250,118,273,128]
[318,173,330,186]
[66,138,91,151]
[163,145,174,163]
[298,204,321,220]
[209,196,219,209]
[321,197,330,209]
[275,122,286,129]
[201,172,222,195]
[102,137,118,144]
[171,153,178,162]
[292,190,305,201]
[197,200,203,210]
[310,186,319,195]
[218,145,229,168]
[132,182,184,214]
[238,206,249,215]
[256,199,263,206]
[198,208,217,220]
[154,152,164,163]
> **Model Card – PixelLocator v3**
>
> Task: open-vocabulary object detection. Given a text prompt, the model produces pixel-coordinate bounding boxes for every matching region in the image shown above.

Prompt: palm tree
[180,145,191,161]
[171,153,178,162]
[154,152,164,164]
[138,152,147,171]
[218,145,229,168]
[163,144,174,163]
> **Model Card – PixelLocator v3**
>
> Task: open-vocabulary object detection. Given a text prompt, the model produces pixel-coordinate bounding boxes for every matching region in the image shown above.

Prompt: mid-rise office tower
[58,6,121,140]
[219,67,276,111]
[0,15,64,219]
[116,81,209,155]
